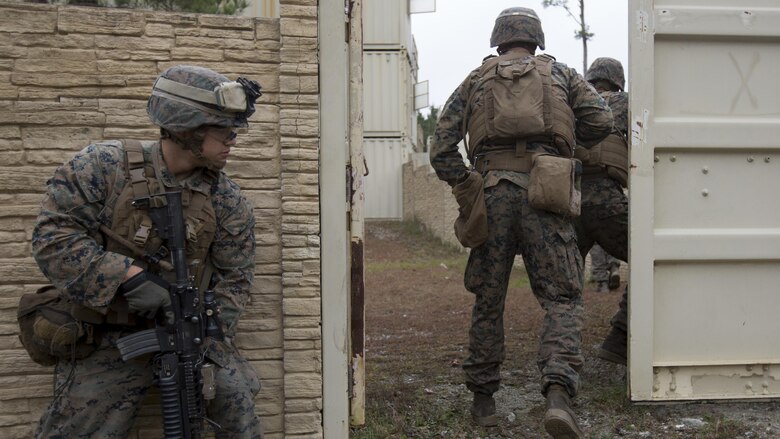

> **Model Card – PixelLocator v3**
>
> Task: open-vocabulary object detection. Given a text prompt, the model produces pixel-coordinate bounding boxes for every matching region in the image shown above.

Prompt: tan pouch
[17,285,101,366]
[452,171,488,248]
[528,154,581,217]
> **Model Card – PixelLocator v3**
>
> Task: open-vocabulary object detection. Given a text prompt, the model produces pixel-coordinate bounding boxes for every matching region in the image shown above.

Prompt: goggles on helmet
[151,76,262,119]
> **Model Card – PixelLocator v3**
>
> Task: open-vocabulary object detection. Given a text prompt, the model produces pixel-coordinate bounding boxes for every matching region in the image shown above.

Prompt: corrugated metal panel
[629,0,780,401]
[242,0,279,18]
[363,0,412,50]
[364,51,413,136]
[364,138,414,219]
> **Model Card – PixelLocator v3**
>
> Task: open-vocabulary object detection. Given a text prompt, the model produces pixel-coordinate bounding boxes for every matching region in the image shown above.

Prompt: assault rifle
[117,190,223,439]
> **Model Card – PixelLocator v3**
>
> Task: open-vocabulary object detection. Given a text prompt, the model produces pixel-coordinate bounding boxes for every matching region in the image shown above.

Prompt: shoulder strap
[122,139,150,199]
[534,55,554,140]
[121,140,154,246]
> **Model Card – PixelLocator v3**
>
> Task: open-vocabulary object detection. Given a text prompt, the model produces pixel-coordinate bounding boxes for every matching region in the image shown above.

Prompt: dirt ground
[351,221,780,439]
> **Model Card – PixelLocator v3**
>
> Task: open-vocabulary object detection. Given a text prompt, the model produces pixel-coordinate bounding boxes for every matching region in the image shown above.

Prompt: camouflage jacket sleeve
[429,71,476,184]
[555,63,614,147]
[210,175,256,338]
[603,90,629,137]
[31,143,133,312]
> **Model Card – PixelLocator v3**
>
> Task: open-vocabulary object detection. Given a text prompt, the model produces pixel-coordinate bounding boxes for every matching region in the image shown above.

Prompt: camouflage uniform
[574,58,630,334]
[31,65,264,438]
[430,53,613,397]
[589,244,621,288]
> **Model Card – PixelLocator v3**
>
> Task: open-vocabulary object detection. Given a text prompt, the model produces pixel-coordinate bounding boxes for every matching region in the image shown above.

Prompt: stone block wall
[402,157,461,249]
[0,2,321,438]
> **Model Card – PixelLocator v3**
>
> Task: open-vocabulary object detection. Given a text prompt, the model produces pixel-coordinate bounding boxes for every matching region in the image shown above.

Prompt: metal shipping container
[629,0,780,401]
[364,138,414,219]
[363,0,413,51]
[364,51,416,137]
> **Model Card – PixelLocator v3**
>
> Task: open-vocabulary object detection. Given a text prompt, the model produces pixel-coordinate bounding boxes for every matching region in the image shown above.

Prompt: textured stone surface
[0,3,322,438]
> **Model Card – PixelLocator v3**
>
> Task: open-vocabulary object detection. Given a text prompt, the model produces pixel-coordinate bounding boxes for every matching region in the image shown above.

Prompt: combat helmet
[147,65,262,134]
[585,57,625,91]
[490,7,545,50]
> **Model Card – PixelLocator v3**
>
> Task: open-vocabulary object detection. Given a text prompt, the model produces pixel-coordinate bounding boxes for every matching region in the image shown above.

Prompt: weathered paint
[349,0,367,426]
[629,0,780,401]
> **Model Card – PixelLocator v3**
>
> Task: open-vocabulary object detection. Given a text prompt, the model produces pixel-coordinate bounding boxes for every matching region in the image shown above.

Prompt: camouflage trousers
[463,180,584,397]
[589,244,621,283]
[35,329,264,439]
[573,176,628,332]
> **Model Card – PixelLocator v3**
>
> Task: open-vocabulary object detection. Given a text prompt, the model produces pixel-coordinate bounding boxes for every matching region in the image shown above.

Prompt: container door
[629,0,780,401]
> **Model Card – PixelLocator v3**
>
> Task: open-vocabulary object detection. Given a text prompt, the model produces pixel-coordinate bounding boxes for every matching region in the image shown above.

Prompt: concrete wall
[0,2,321,438]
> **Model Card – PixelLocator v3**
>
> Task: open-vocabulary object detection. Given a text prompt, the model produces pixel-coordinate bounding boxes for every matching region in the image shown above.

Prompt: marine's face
[200,126,237,170]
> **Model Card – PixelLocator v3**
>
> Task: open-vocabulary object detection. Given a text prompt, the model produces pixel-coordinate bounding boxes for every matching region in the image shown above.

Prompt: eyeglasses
[205,128,238,146]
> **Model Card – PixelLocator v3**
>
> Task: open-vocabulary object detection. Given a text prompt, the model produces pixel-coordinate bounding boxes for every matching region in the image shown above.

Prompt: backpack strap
[121,140,155,246]
[534,54,555,143]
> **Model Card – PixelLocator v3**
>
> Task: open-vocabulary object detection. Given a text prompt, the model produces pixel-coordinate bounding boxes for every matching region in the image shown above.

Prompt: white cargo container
[629,0,780,401]
[363,50,418,137]
[363,138,414,219]
[363,0,413,50]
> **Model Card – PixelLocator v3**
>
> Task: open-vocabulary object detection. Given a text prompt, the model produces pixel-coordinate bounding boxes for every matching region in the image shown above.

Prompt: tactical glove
[119,271,171,320]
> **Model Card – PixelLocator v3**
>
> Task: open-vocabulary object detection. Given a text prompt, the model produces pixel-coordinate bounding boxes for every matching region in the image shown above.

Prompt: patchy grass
[356,221,780,439]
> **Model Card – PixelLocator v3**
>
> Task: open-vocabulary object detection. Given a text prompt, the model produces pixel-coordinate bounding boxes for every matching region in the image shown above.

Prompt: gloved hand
[119,271,171,320]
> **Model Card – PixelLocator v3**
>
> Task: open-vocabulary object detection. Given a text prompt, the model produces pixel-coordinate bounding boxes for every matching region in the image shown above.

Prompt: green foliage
[115,0,248,14]
[416,105,440,152]
[29,0,248,14]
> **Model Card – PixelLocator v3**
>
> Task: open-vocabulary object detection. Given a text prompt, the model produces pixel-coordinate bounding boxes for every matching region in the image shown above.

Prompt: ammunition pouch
[17,286,101,366]
[528,154,582,217]
[573,133,628,187]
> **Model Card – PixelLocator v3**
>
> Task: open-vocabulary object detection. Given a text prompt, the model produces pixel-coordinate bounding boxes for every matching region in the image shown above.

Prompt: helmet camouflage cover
[490,7,545,50]
[147,65,262,133]
[586,57,625,91]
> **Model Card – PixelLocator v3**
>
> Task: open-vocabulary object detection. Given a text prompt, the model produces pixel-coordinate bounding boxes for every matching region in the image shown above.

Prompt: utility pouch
[528,154,581,217]
[17,285,101,366]
[599,133,629,187]
[452,171,488,248]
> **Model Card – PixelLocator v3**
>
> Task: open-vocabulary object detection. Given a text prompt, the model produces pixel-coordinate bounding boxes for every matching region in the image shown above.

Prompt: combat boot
[470,392,498,427]
[608,270,621,290]
[543,384,583,439]
[598,326,627,365]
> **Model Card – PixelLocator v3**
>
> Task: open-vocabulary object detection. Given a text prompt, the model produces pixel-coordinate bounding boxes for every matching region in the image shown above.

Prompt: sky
[411,0,628,113]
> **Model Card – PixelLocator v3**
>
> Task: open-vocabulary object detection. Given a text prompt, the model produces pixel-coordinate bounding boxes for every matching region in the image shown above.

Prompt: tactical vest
[107,140,218,287]
[573,133,629,187]
[463,52,577,160]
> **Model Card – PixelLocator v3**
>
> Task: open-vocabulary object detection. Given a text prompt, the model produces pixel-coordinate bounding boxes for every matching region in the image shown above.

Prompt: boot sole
[472,413,499,427]
[608,273,621,290]
[598,347,627,366]
[544,408,583,439]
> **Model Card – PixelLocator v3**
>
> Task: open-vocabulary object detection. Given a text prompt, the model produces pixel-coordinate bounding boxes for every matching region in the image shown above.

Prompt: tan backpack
[464,53,576,159]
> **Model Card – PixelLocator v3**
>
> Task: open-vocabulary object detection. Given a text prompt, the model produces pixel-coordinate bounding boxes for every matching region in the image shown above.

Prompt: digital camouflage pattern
[430,48,612,397]
[490,7,546,50]
[34,330,263,439]
[585,57,626,91]
[462,181,584,397]
[32,141,262,438]
[148,65,253,132]
[589,243,621,283]
[574,85,630,332]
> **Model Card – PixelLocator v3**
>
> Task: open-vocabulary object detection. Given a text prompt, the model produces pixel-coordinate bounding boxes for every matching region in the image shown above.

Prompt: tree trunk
[581,0,588,74]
